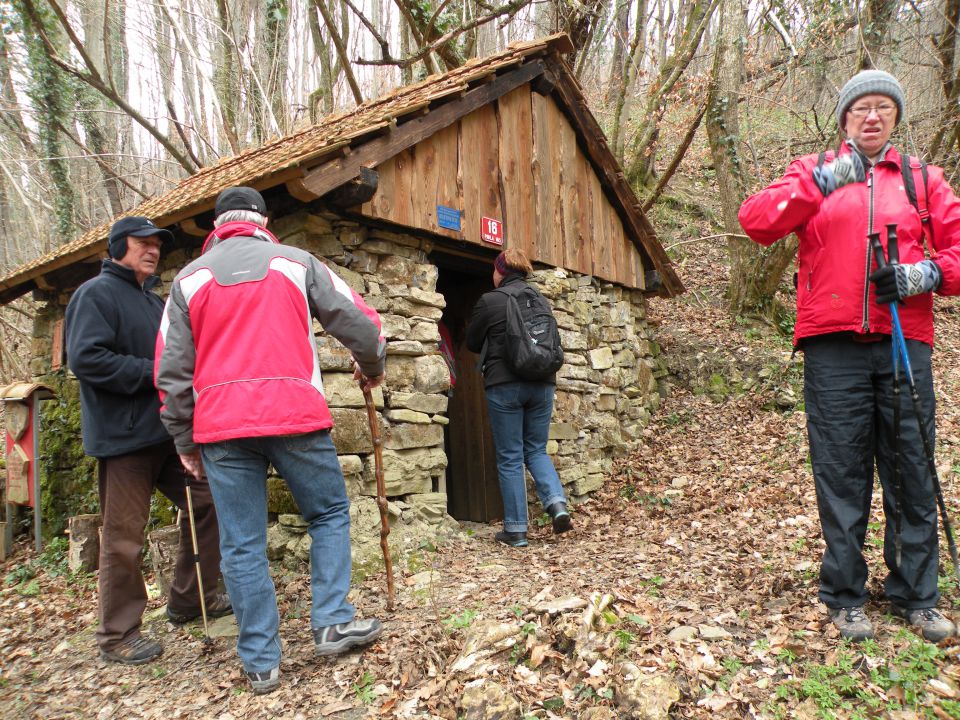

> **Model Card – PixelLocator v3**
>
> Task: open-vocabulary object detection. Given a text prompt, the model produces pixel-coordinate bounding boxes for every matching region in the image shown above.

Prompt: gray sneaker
[829,606,874,641]
[246,667,280,695]
[314,618,383,657]
[890,604,957,643]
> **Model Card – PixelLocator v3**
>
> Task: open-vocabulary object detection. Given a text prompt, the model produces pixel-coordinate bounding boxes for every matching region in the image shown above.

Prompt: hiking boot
[829,606,874,641]
[166,592,233,624]
[246,667,280,695]
[494,530,528,547]
[890,604,957,643]
[314,618,383,657]
[99,636,163,665]
[546,502,573,534]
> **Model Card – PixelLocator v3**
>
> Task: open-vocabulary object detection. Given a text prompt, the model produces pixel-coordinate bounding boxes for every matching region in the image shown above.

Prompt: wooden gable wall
[359,85,645,290]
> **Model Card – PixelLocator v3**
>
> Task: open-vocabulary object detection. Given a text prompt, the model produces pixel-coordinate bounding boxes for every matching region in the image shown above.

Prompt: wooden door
[437,266,502,522]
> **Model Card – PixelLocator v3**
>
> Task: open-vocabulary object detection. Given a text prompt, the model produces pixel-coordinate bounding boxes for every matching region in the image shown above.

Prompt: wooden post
[67,514,101,572]
[147,524,180,598]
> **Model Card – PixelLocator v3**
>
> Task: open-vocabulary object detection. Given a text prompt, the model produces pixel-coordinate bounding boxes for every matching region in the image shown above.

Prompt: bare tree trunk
[213,0,241,154]
[624,0,719,190]
[928,0,960,162]
[315,0,363,105]
[263,0,291,134]
[707,0,796,317]
[856,0,897,71]
[609,0,650,162]
[78,0,123,215]
[11,0,76,243]
[400,16,414,85]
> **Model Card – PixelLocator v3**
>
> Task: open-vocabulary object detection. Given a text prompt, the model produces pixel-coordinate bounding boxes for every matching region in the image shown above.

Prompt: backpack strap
[478,283,523,373]
[901,155,933,250]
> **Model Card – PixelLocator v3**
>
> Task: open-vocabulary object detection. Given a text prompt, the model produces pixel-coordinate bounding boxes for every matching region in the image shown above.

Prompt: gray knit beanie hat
[836,69,905,128]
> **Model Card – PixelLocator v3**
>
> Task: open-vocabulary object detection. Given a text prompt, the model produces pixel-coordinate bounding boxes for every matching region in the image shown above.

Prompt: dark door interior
[435,256,501,523]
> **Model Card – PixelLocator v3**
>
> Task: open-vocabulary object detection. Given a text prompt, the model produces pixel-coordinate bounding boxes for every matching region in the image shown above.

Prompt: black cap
[108,216,174,260]
[215,186,268,217]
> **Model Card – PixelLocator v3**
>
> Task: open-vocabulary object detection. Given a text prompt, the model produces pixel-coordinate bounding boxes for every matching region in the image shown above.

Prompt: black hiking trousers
[803,333,940,610]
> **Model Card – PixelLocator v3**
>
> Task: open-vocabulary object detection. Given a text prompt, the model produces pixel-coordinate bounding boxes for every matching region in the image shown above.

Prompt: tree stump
[147,524,180,598]
[67,514,101,573]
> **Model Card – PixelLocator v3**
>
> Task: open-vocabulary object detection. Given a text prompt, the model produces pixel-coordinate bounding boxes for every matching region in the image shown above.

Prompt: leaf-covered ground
[4,236,960,719]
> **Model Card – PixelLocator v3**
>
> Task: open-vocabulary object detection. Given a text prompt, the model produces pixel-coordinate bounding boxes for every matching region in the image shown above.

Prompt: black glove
[812,153,865,197]
[870,260,943,304]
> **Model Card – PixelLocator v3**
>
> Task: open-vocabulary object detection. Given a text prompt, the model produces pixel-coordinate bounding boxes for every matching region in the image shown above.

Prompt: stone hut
[0,34,682,558]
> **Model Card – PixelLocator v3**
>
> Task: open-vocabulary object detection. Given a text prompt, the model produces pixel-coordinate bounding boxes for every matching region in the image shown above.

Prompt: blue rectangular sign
[437,205,462,232]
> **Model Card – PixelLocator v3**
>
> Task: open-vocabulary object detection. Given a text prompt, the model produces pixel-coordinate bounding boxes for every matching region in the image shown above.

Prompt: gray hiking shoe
[99,635,163,665]
[314,618,383,657]
[829,606,874,641]
[246,667,280,695]
[890,604,957,643]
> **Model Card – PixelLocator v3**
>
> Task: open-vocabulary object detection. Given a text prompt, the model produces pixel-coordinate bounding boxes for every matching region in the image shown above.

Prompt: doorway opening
[433,253,501,523]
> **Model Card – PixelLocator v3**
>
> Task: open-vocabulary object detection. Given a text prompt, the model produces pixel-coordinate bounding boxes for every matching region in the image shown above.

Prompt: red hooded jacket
[738,144,960,346]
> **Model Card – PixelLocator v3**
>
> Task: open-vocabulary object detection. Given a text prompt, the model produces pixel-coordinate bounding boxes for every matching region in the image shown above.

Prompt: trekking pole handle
[886,223,899,265]
[869,232,887,270]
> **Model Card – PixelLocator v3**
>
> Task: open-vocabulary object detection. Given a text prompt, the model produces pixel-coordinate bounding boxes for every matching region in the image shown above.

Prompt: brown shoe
[100,636,163,665]
[166,592,233,624]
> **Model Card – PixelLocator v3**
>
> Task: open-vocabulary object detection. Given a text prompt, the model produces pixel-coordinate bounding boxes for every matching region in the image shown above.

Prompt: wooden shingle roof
[0,33,681,302]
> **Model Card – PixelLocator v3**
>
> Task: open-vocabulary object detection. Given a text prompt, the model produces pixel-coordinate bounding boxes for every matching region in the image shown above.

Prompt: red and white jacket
[738,143,960,346]
[155,222,385,454]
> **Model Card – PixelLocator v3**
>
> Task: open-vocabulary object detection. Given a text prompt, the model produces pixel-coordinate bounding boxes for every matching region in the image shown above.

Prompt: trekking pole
[183,468,211,641]
[869,230,960,587]
[885,224,904,569]
[359,377,395,611]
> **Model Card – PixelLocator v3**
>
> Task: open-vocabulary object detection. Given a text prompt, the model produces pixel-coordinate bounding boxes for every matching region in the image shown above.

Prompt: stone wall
[28,207,667,563]
[531,271,665,499]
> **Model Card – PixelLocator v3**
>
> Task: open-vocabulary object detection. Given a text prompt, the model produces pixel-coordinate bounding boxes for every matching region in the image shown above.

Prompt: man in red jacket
[156,187,386,694]
[739,70,960,643]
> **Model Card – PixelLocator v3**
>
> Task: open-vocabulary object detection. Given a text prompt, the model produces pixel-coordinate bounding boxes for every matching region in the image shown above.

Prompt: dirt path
[4,239,960,719]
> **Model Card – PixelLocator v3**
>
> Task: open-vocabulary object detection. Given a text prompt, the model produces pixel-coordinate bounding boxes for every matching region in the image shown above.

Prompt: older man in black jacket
[65,217,230,666]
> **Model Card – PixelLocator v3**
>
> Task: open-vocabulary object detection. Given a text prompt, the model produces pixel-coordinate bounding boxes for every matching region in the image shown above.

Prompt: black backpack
[495,282,564,380]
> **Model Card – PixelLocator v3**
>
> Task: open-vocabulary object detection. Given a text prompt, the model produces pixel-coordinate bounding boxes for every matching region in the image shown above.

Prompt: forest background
[7,2,960,718]
[4,0,960,384]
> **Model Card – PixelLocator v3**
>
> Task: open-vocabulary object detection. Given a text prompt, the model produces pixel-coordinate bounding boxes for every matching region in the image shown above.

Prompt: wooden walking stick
[183,472,211,641]
[360,379,395,611]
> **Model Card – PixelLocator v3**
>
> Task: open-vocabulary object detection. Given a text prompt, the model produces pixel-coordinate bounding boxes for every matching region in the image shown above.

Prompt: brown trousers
[96,441,221,651]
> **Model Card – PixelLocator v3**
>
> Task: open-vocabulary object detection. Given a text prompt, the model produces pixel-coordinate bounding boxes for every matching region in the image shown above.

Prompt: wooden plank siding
[530,91,562,268]
[358,88,645,289]
[457,104,502,246]
[497,85,537,260]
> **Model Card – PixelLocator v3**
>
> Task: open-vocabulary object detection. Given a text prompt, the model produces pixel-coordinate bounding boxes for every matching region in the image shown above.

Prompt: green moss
[36,373,178,536]
[267,477,301,515]
[38,372,98,536]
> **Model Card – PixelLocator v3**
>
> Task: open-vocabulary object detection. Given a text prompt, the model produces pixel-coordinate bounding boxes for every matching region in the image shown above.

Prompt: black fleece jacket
[465,274,557,388]
[65,260,170,458]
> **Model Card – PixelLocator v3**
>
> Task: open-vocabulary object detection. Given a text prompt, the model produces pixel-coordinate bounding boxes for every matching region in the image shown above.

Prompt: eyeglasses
[847,103,897,118]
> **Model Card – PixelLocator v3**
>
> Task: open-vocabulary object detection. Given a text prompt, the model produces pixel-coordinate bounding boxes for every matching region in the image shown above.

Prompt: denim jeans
[201,430,354,673]
[485,381,567,532]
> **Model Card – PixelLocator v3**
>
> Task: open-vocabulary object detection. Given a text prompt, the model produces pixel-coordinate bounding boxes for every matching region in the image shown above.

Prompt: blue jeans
[201,430,354,673]
[485,382,567,532]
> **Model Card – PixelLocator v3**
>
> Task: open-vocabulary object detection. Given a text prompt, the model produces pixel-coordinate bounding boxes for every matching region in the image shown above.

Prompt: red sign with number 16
[481,217,503,245]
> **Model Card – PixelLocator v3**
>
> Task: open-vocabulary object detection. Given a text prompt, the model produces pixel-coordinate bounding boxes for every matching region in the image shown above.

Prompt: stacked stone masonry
[32,209,667,564]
